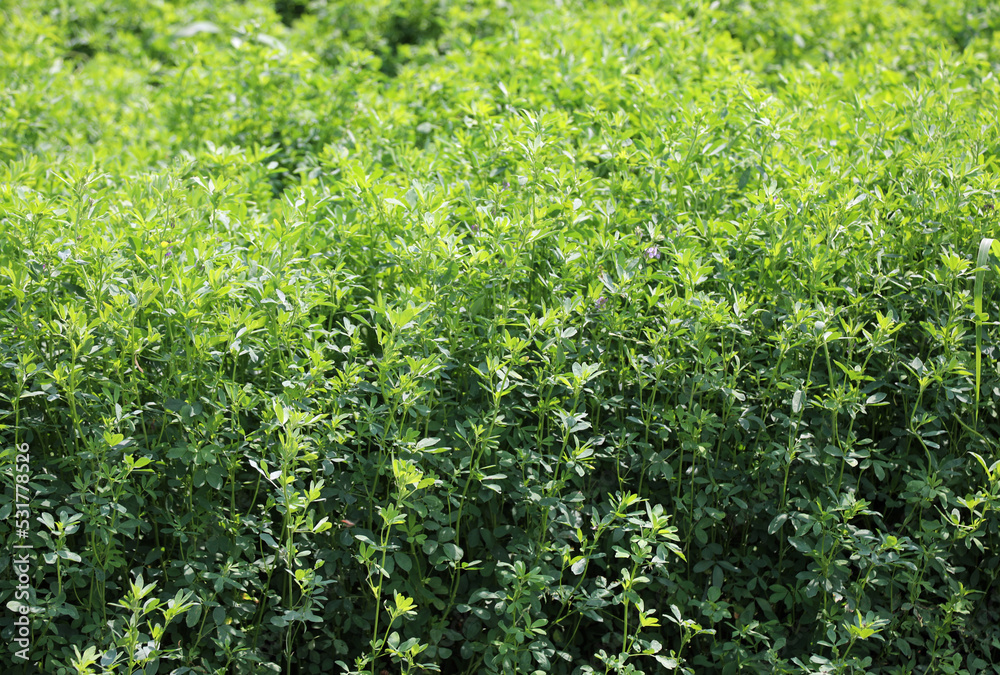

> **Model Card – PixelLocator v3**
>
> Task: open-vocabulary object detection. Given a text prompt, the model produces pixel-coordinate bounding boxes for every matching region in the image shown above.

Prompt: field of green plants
[2,0,1000,673]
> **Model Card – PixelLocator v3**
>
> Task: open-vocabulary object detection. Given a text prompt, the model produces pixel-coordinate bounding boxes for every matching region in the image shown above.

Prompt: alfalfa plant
[972,237,997,430]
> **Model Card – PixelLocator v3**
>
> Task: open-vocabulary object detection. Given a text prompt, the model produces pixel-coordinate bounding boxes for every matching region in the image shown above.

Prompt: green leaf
[792,389,804,413]
[395,552,413,572]
[386,303,429,330]
[442,543,463,561]
[415,437,439,450]
[206,465,225,490]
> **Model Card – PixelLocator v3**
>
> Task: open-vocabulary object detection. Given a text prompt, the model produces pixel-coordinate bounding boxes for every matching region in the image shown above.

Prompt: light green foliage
[1,0,1000,673]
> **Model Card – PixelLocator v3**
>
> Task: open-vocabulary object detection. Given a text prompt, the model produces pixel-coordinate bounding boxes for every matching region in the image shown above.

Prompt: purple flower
[594,296,608,310]
[644,246,661,261]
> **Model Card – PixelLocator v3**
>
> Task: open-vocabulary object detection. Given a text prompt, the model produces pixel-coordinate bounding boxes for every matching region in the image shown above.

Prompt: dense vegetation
[2,0,1000,673]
